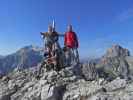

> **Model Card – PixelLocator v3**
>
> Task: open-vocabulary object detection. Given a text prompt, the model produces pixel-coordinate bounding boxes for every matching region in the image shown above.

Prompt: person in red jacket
[64,25,79,65]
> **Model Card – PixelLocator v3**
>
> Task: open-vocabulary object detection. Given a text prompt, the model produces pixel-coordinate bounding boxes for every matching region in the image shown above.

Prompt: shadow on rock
[47,84,66,100]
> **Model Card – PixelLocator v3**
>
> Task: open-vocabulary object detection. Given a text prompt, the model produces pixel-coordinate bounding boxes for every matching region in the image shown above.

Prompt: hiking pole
[52,19,55,32]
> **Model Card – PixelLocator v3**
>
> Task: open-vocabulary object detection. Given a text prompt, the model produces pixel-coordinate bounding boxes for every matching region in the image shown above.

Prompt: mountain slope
[0,45,43,74]
[0,55,4,59]
[1,45,133,100]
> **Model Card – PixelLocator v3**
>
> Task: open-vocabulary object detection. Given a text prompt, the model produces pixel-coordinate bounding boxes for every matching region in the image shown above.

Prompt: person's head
[48,25,53,33]
[67,25,73,32]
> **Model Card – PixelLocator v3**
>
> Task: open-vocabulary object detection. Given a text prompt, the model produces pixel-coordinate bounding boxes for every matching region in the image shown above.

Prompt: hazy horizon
[0,44,133,60]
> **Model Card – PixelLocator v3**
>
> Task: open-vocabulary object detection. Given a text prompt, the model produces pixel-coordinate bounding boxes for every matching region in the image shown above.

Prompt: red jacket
[64,31,79,48]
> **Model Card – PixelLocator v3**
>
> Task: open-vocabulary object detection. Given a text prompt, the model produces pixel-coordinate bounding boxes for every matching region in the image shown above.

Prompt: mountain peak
[16,45,43,55]
[21,45,42,50]
[104,44,130,58]
[0,45,43,74]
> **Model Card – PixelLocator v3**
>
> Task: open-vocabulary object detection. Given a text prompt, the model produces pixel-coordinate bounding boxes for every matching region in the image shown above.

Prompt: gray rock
[1,45,133,100]
[82,61,98,81]
[48,84,66,100]
[125,82,133,92]
[0,83,18,100]
[63,79,103,100]
[0,45,43,74]
[104,77,127,92]
[100,57,130,80]
[104,44,130,58]
[97,45,131,80]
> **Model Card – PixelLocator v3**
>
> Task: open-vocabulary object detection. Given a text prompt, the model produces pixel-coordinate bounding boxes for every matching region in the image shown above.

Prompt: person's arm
[54,32,64,42]
[40,32,45,39]
[55,32,65,37]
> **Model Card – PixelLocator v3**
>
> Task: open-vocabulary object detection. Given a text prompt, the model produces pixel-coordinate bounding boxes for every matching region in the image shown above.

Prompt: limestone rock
[104,77,127,92]
[97,45,130,80]
[82,61,98,81]
[104,44,130,58]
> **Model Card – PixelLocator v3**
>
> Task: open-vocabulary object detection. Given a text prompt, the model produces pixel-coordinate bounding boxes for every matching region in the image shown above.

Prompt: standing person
[41,25,58,58]
[40,25,63,71]
[64,25,79,65]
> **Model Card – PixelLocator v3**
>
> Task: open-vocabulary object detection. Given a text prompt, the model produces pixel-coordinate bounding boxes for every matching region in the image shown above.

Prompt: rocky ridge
[1,45,133,100]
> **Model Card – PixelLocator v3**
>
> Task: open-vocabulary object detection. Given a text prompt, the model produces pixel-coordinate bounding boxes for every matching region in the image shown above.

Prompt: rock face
[0,45,43,74]
[104,44,130,58]
[97,45,131,80]
[1,44,133,100]
[82,61,98,81]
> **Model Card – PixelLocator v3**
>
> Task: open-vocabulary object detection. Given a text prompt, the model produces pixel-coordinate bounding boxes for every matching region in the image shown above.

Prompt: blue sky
[0,0,133,58]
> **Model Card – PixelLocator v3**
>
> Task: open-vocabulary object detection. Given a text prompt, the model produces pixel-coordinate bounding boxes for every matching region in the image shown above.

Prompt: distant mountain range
[0,45,93,74]
[1,45,133,100]
[2,44,130,75]
[0,45,43,74]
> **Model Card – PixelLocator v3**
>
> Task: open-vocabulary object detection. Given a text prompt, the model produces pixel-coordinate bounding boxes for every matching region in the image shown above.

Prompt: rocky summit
[1,45,133,100]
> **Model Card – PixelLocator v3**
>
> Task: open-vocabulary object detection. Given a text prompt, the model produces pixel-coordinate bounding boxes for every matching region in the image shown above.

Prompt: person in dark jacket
[41,25,59,58]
